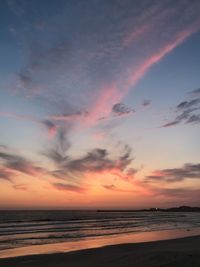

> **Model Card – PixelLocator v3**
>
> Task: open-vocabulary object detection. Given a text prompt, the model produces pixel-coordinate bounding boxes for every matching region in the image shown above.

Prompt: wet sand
[0,235,200,267]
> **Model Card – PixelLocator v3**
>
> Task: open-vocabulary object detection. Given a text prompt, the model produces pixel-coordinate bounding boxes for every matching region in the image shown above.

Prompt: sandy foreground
[0,235,200,267]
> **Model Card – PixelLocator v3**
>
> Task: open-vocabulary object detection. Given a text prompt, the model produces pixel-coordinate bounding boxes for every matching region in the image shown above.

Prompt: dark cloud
[163,108,200,127]
[42,120,55,129]
[98,103,135,122]
[0,151,23,162]
[103,184,116,190]
[176,99,200,110]
[186,114,200,124]
[53,145,132,175]
[50,169,69,180]
[163,120,182,128]
[0,143,135,193]
[142,100,151,107]
[44,137,134,182]
[146,163,200,183]
[41,120,57,137]
[43,127,71,166]
[112,103,135,117]
[163,91,200,127]
[0,147,46,177]
[67,149,111,173]
[189,88,200,97]
[125,167,138,177]
[53,183,85,193]
[0,169,12,182]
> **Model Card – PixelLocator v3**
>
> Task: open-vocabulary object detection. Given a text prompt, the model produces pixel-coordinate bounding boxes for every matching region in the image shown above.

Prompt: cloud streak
[8,1,200,130]
[86,24,200,125]
[0,146,47,177]
[163,89,200,127]
[103,184,137,193]
[155,187,200,200]
[145,163,200,183]
[0,169,13,182]
[53,183,85,193]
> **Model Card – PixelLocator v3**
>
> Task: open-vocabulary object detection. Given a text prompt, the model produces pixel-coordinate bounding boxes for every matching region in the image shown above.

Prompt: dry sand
[0,235,200,267]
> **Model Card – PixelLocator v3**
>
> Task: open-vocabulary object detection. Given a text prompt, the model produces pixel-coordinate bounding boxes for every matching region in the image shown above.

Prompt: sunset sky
[0,0,200,209]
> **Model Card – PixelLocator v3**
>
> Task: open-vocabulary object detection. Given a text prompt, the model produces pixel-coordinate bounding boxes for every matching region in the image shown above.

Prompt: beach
[0,210,200,266]
[1,210,200,251]
[0,235,200,267]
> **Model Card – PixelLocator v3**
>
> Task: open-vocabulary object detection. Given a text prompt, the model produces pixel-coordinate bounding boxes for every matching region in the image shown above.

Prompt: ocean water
[0,210,200,251]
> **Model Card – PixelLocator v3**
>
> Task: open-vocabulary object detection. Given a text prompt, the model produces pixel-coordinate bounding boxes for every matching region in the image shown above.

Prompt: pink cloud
[84,84,121,125]
[48,126,57,138]
[126,27,199,89]
[84,23,200,126]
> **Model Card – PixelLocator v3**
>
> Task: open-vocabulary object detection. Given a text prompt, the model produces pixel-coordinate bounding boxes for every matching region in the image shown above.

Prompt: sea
[0,210,200,254]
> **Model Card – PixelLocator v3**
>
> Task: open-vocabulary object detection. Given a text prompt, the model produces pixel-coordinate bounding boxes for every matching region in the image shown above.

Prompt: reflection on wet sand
[1,228,200,259]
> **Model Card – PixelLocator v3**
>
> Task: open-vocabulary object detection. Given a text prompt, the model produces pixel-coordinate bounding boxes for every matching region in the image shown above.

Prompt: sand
[0,235,200,267]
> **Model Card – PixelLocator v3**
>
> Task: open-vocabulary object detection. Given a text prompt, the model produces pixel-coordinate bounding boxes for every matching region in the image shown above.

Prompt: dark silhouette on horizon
[97,206,200,212]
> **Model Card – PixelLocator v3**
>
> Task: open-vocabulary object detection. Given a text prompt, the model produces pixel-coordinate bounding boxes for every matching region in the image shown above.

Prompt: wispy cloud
[142,100,151,107]
[189,88,200,97]
[43,127,71,166]
[46,145,133,178]
[53,183,85,193]
[43,130,137,187]
[103,184,137,193]
[163,90,200,127]
[0,138,136,194]
[112,103,135,117]
[0,169,13,182]
[145,163,200,183]
[155,187,200,200]
[7,0,200,130]
[2,1,200,204]
[86,26,200,126]
[13,184,28,191]
[0,146,46,177]
[42,120,57,138]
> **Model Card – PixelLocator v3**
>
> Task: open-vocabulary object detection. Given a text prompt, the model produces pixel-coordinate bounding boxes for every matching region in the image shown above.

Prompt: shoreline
[0,235,200,266]
[0,227,200,260]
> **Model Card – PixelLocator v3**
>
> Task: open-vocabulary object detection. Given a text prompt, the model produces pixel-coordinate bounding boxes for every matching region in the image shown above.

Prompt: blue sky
[0,0,200,209]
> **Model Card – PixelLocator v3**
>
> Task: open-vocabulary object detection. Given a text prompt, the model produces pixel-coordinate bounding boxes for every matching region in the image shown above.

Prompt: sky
[0,0,200,209]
